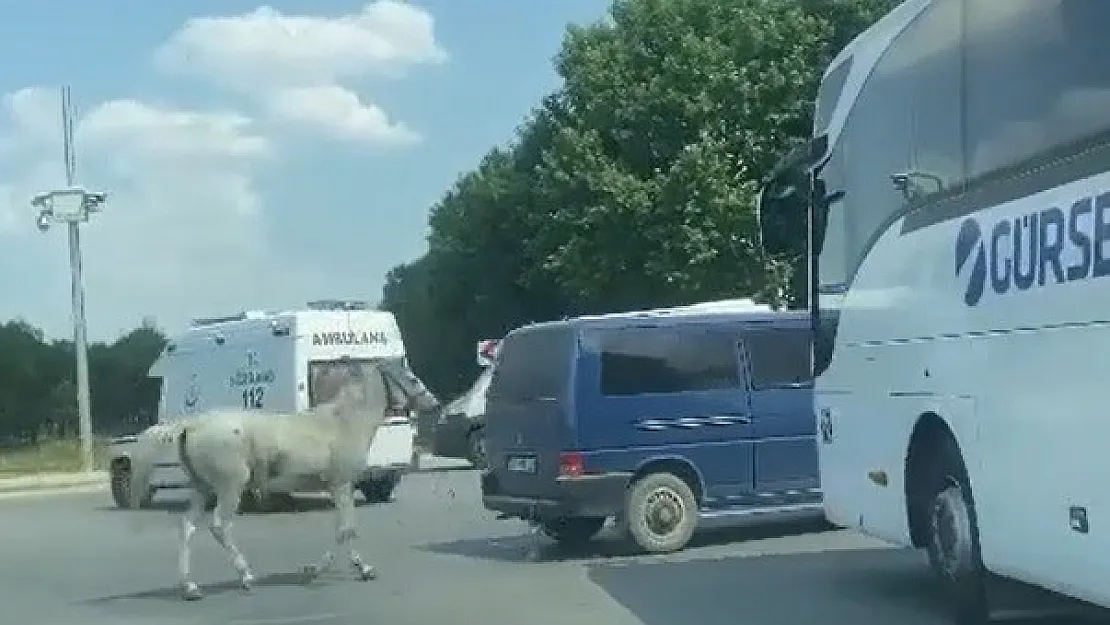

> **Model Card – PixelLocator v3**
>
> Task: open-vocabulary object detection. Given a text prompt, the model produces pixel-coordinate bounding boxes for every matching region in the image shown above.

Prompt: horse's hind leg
[208,486,255,591]
[179,490,207,601]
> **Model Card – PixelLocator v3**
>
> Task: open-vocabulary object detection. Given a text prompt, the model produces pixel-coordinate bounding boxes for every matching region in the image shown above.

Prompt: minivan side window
[489,325,572,401]
[599,325,740,396]
[743,329,812,390]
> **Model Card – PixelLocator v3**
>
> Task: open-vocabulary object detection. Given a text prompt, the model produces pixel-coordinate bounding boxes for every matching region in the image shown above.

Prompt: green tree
[381,0,899,394]
[531,0,900,310]
[0,319,167,442]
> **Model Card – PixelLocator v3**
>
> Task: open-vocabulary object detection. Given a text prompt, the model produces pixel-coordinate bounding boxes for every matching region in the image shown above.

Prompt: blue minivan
[480,302,819,553]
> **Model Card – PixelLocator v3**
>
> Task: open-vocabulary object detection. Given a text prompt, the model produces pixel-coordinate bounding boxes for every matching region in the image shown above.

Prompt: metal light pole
[31,86,107,473]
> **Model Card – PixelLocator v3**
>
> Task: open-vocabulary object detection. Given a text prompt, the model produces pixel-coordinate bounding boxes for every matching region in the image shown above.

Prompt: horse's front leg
[335,482,375,580]
[302,482,374,582]
[300,481,344,580]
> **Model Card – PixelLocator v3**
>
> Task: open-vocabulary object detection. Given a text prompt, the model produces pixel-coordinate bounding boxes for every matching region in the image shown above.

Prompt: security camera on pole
[30,86,107,474]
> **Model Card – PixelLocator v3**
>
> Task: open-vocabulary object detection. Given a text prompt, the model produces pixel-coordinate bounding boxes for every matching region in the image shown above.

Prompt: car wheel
[236,488,265,513]
[924,436,990,625]
[467,428,487,469]
[110,464,153,509]
[623,472,698,554]
[542,517,606,547]
[359,475,398,503]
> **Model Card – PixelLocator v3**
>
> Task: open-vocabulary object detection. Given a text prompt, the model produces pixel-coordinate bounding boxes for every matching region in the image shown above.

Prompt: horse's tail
[177,425,210,495]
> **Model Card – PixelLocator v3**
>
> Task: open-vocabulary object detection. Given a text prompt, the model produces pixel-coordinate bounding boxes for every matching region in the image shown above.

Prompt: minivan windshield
[489,325,573,402]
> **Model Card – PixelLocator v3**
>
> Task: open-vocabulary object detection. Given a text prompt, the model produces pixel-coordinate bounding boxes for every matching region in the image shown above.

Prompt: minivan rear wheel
[623,472,698,553]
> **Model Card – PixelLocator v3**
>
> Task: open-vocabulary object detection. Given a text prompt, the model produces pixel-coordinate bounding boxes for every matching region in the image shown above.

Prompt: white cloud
[154,1,445,145]
[156,2,446,86]
[0,3,445,337]
[266,85,419,145]
[0,87,326,338]
[81,100,272,162]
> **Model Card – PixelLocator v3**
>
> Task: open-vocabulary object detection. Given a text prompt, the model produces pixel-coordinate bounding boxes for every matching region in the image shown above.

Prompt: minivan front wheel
[624,472,698,553]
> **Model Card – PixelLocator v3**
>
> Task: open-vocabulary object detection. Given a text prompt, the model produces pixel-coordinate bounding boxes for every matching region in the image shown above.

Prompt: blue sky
[0,0,608,340]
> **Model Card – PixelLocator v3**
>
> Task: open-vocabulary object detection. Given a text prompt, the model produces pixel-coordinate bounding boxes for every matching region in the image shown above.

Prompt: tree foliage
[381,0,897,396]
[0,320,166,444]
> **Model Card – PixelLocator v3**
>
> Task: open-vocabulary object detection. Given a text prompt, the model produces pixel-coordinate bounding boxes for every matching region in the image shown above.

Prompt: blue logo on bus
[956,191,1110,306]
[955,218,987,306]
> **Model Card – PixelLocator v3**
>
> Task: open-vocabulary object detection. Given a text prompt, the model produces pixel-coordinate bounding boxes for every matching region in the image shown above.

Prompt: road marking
[231,614,340,625]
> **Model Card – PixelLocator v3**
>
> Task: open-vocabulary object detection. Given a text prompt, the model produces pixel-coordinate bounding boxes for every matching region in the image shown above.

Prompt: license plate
[507,456,536,473]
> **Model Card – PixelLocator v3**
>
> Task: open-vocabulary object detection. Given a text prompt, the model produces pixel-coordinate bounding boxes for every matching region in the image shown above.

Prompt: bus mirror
[757,135,827,257]
[757,178,807,256]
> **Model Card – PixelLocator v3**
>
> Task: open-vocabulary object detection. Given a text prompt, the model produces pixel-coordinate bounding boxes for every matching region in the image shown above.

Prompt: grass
[0,437,109,477]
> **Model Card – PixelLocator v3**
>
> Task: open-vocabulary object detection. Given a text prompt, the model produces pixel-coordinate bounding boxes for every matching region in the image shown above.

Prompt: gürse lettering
[311,331,387,346]
[956,190,1110,306]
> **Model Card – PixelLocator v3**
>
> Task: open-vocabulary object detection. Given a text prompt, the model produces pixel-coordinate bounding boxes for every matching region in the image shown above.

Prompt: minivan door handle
[634,413,751,432]
[704,413,751,426]
[634,418,670,431]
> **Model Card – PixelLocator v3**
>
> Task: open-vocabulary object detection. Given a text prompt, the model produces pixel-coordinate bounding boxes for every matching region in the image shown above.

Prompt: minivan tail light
[558,451,585,478]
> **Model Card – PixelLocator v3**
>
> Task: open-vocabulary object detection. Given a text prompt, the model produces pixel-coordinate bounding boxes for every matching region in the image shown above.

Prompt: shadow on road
[83,571,320,604]
[590,548,948,625]
[419,518,832,564]
[588,548,1110,625]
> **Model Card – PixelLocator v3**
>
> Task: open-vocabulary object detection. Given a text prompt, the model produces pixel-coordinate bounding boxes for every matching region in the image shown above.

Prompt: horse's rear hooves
[182,585,203,601]
[358,565,376,581]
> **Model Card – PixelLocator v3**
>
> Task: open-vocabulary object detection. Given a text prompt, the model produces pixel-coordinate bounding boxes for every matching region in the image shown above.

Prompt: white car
[431,367,493,468]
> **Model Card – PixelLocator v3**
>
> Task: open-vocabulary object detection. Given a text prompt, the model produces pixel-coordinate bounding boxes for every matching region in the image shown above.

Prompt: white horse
[150,357,438,601]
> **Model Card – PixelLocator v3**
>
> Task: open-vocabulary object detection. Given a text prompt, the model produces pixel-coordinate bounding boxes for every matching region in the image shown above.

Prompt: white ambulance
[108,300,419,509]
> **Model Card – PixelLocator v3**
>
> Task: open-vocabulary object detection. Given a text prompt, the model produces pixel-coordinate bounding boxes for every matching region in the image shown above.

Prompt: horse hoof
[182,584,203,601]
[358,565,376,581]
[240,574,255,591]
[300,565,320,582]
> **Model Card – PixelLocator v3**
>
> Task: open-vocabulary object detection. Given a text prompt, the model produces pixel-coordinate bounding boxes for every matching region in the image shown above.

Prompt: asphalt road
[2,468,1107,625]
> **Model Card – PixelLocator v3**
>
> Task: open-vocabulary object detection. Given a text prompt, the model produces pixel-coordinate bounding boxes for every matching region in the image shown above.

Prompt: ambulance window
[308,358,394,408]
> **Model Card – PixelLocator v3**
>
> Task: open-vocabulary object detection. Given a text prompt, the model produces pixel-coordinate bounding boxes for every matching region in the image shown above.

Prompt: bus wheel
[623,472,698,554]
[925,437,989,625]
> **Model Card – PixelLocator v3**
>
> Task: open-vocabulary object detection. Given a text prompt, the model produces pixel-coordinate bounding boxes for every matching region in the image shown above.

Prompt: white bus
[758,0,1110,622]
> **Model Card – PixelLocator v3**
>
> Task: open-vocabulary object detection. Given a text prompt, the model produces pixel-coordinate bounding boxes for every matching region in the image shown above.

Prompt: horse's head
[377,358,439,413]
